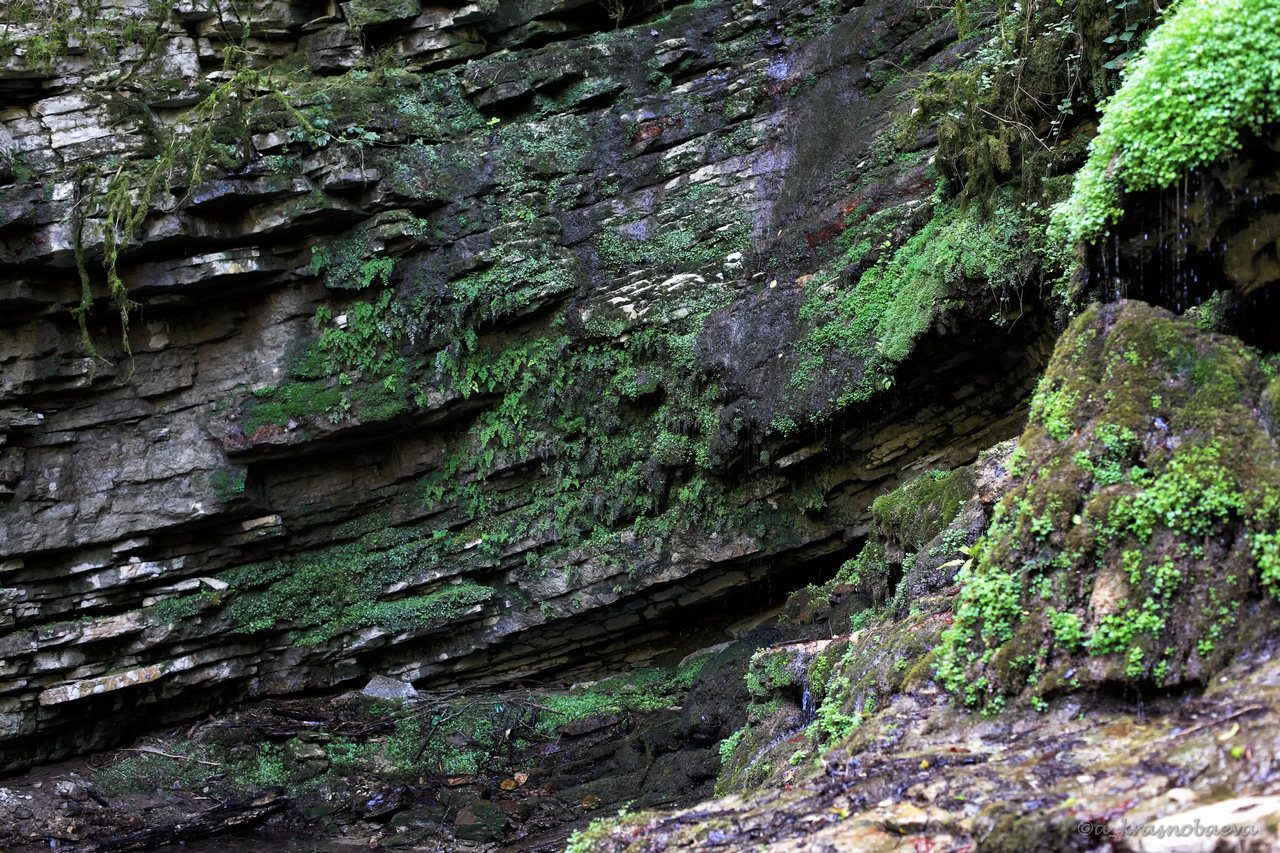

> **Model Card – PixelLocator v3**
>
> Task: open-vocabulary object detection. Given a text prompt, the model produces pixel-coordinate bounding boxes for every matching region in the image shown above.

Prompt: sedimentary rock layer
[0,0,1052,771]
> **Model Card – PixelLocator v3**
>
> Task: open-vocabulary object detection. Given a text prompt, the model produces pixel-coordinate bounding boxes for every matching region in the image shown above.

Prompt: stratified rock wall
[0,0,1051,770]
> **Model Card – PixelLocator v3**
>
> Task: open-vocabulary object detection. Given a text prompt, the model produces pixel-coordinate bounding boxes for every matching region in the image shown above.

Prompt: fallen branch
[69,788,290,853]
[118,747,220,766]
[1153,705,1266,745]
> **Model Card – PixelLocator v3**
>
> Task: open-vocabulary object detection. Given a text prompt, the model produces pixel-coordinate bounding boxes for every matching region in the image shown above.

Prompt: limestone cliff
[0,0,1059,771]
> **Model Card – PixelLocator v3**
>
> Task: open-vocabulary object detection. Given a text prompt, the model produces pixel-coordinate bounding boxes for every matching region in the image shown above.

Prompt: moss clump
[936,301,1280,706]
[218,528,493,644]
[241,380,344,434]
[1053,0,1280,247]
[745,647,808,698]
[795,193,1043,408]
[872,468,974,549]
[541,662,709,722]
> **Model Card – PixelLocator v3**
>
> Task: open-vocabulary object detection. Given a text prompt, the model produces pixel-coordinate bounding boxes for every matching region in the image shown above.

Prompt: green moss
[342,0,418,28]
[144,590,219,626]
[806,645,863,745]
[595,184,751,276]
[218,529,493,644]
[241,381,344,433]
[745,648,804,698]
[936,302,1280,705]
[210,468,247,502]
[340,584,496,635]
[896,0,1133,208]
[1053,0,1280,246]
[565,810,653,853]
[795,194,1041,407]
[537,665,704,722]
[872,468,972,548]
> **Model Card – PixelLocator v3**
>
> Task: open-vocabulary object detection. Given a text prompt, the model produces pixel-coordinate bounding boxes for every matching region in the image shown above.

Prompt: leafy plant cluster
[92,738,291,799]
[793,192,1043,410]
[1053,0,1280,248]
[49,0,509,369]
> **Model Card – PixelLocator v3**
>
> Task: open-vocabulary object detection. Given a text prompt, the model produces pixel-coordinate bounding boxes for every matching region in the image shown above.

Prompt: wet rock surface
[578,620,1280,853]
[937,301,1280,705]
[0,0,1054,773]
[4,0,1279,849]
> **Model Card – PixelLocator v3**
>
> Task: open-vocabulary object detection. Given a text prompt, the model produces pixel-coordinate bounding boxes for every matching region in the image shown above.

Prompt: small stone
[454,801,507,842]
[884,802,930,832]
[55,780,88,801]
[361,675,417,701]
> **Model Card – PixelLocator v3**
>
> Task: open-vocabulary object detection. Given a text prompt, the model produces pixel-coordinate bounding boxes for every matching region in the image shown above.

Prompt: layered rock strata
[0,0,1052,771]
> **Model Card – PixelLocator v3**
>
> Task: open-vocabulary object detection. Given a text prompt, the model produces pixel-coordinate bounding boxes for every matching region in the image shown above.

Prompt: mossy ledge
[1053,0,1280,248]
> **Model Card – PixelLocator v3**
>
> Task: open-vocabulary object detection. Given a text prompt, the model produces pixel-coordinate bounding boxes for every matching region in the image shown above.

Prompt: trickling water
[738,675,818,788]
[800,679,818,726]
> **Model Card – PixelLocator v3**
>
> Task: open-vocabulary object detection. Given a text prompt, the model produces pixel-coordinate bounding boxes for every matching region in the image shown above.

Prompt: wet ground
[0,648,754,853]
[5,627,1280,852]
[572,645,1280,852]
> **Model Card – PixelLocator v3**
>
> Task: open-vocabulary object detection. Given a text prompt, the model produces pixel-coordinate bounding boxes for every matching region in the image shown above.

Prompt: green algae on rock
[937,300,1280,708]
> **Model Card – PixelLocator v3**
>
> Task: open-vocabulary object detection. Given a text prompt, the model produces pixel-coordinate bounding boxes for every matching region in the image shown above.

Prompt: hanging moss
[896,0,1150,208]
[1053,0,1280,247]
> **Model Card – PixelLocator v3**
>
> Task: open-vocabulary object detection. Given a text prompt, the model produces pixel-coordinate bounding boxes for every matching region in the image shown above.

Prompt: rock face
[0,0,1053,771]
[936,300,1280,706]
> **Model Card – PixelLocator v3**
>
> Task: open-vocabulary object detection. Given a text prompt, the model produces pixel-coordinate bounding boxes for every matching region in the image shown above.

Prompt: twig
[975,107,1050,149]
[119,747,221,766]
[1153,706,1265,745]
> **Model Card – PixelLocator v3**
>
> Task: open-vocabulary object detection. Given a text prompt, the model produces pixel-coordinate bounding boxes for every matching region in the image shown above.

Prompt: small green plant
[718,728,745,765]
[1053,0,1280,247]
[211,469,247,502]
[1048,609,1085,650]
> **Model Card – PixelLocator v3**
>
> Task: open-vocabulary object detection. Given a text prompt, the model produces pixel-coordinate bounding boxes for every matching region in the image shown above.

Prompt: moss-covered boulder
[937,300,1280,708]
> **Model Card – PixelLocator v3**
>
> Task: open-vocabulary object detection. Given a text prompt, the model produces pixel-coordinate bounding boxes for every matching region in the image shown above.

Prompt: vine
[61,0,384,368]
